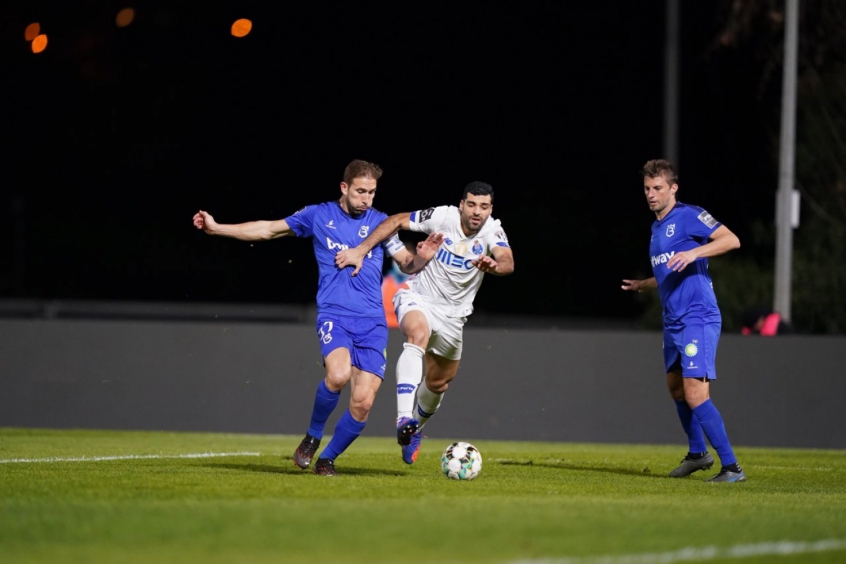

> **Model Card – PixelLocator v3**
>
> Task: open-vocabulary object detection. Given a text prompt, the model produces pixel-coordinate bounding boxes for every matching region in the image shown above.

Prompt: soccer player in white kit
[335,181,515,464]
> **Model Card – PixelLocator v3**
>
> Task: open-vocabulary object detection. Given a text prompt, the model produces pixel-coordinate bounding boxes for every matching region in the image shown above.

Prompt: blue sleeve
[284,206,317,238]
[685,206,721,241]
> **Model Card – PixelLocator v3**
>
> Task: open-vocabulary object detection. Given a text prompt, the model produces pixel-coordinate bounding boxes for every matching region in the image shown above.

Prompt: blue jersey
[649,202,722,325]
[285,202,393,318]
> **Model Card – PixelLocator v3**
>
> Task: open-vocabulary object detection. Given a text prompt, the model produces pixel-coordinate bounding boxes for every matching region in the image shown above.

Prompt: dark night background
[3,1,779,323]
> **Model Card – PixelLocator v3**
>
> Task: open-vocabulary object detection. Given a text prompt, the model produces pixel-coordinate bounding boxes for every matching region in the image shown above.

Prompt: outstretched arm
[665,225,741,273]
[472,246,514,276]
[621,277,657,292]
[392,232,444,275]
[335,212,412,275]
[192,210,293,241]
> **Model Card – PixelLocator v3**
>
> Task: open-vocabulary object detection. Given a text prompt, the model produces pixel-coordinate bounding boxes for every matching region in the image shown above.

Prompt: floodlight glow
[32,34,48,53]
[25,23,41,42]
[116,8,135,28]
[231,19,252,38]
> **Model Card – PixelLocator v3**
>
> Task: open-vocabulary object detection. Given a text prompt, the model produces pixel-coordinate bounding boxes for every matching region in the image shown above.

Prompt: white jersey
[407,205,510,318]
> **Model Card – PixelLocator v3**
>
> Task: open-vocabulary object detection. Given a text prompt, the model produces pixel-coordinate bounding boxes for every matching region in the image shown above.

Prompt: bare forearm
[694,235,740,259]
[399,254,429,275]
[358,214,408,253]
[208,220,289,241]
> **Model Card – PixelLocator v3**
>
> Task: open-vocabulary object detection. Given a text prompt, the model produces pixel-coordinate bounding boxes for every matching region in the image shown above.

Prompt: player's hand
[666,250,697,272]
[335,247,367,276]
[621,279,643,292]
[416,232,444,261]
[193,210,217,234]
[471,255,498,273]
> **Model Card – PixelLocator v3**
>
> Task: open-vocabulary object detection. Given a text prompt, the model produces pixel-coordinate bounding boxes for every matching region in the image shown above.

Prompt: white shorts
[393,288,466,360]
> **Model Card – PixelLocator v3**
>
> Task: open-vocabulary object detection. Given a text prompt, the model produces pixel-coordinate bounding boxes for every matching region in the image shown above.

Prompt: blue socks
[675,399,707,454]
[319,409,366,461]
[692,399,737,467]
[307,380,341,439]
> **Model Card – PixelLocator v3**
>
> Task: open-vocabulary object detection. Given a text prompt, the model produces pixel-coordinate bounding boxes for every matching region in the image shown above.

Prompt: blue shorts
[315,314,388,379]
[663,318,721,379]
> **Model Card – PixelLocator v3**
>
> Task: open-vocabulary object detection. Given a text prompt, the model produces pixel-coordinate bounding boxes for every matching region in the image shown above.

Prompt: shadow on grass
[209,462,407,477]
[496,458,667,479]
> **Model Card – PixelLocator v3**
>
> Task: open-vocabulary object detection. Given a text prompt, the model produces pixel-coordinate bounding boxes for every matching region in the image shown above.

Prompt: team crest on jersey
[358,225,370,238]
[698,211,718,228]
[472,240,483,255]
[418,208,435,222]
[666,224,676,237]
[684,342,698,357]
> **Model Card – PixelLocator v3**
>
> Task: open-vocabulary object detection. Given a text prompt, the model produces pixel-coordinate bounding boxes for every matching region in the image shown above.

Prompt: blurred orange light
[25,22,41,42]
[231,18,252,38]
[116,8,135,28]
[32,34,48,53]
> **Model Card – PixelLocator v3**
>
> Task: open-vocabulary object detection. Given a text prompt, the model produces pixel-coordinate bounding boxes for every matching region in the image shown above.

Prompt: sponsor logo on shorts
[684,342,698,357]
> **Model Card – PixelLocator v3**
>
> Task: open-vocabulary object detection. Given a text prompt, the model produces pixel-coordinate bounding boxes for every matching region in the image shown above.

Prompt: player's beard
[461,214,485,235]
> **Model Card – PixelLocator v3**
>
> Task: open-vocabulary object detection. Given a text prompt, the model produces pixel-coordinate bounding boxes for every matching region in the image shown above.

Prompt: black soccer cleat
[668,451,714,478]
[293,434,320,469]
[705,467,747,483]
[312,457,337,476]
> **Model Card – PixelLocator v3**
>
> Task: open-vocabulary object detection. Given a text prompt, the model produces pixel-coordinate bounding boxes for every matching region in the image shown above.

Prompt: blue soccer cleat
[396,417,419,446]
[401,431,423,465]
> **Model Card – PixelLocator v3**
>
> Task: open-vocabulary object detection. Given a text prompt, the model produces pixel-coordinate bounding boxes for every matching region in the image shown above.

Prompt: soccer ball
[441,441,482,480]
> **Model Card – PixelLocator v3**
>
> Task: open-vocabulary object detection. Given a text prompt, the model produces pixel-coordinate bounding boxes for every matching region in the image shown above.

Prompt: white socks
[415,380,443,428]
[396,343,425,420]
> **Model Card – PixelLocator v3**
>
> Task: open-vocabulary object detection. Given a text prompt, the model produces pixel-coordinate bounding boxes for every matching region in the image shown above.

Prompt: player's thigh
[427,312,464,361]
[663,321,716,379]
[348,316,389,379]
[394,290,433,346]
[323,347,353,389]
[677,320,719,379]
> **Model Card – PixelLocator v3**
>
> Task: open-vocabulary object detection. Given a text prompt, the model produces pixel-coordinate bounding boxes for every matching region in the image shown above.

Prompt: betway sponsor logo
[651,251,675,267]
[326,237,349,251]
[436,248,475,269]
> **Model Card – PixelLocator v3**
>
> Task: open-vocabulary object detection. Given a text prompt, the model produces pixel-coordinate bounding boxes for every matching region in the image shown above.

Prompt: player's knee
[324,370,351,391]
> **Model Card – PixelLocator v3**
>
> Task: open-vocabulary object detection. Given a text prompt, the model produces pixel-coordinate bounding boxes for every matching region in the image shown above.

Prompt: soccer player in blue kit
[192,160,442,476]
[622,159,746,483]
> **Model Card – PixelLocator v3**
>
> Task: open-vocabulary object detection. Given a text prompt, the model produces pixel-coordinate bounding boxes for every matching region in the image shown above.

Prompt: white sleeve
[483,219,510,252]
[383,234,406,257]
[408,206,448,234]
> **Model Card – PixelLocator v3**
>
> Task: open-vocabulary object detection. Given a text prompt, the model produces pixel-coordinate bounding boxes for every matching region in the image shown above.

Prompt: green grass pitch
[1,427,845,563]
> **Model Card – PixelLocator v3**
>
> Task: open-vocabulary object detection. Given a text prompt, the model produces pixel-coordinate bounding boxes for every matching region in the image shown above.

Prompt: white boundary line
[0,452,261,464]
[507,539,846,564]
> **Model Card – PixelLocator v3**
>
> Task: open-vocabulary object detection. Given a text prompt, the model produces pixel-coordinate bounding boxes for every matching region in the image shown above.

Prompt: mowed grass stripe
[1,428,845,564]
[0,452,261,464]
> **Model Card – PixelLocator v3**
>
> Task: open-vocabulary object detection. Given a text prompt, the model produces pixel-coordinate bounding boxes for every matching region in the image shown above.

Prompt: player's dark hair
[641,159,678,186]
[344,159,383,185]
[463,181,494,202]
